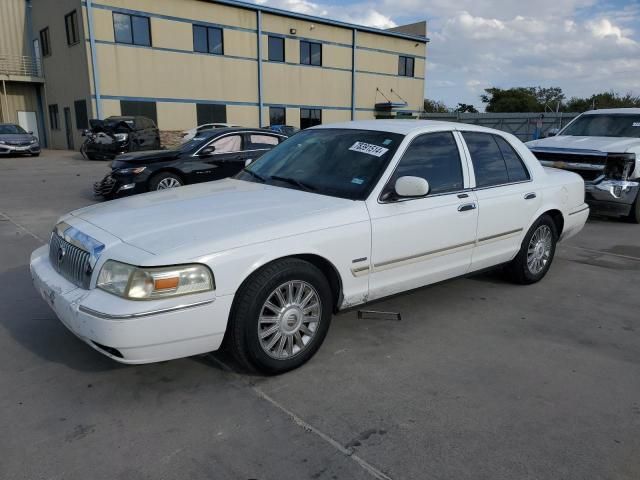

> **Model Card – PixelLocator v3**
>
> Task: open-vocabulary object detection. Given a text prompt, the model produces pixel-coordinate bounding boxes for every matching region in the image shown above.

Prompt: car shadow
[0,265,124,373]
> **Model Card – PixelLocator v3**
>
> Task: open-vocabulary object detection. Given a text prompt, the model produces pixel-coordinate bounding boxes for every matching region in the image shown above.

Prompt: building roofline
[201,0,430,43]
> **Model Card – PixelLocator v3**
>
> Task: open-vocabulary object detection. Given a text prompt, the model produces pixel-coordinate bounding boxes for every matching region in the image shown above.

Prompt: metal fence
[418,112,580,142]
[0,53,42,77]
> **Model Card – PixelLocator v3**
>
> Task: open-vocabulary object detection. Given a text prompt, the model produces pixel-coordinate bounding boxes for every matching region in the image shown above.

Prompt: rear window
[494,136,530,182]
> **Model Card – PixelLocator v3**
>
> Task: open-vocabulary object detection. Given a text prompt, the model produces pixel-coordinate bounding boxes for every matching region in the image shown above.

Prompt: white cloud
[250,0,640,109]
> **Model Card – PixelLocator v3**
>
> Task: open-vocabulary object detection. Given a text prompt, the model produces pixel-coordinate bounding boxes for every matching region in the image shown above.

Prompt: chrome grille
[49,233,91,289]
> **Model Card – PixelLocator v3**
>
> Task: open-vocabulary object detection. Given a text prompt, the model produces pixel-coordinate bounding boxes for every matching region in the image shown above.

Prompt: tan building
[0,0,46,143]
[19,0,427,149]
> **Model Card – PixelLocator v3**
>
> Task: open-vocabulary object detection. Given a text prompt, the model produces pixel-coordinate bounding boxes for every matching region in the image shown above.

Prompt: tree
[455,103,478,113]
[565,91,640,112]
[481,87,543,112]
[423,98,449,113]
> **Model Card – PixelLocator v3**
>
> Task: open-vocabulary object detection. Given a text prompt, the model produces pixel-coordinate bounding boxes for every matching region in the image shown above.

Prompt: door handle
[524,192,537,200]
[458,203,477,212]
[457,193,469,199]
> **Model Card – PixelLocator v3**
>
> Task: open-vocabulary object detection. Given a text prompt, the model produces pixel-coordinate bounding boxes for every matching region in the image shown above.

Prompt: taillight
[604,153,636,180]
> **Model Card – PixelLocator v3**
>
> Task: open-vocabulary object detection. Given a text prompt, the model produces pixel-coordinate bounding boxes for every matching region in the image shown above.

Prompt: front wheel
[148,172,184,191]
[224,258,333,375]
[506,215,558,284]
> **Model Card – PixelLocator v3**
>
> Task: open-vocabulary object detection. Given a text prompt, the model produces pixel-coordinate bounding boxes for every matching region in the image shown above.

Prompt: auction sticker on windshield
[349,141,389,157]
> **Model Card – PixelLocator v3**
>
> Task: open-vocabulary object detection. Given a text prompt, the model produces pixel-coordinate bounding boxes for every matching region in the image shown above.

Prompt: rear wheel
[148,172,183,191]
[506,214,558,284]
[224,258,333,375]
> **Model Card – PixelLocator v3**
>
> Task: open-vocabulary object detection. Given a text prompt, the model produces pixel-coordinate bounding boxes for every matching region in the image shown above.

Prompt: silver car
[0,123,41,156]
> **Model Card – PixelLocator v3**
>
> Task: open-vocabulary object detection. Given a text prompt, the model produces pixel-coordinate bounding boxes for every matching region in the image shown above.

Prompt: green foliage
[565,91,640,112]
[480,87,639,113]
[455,103,479,113]
[423,98,449,113]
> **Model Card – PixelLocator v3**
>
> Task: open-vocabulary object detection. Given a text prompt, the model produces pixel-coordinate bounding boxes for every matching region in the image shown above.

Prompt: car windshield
[236,128,404,200]
[561,114,640,138]
[0,124,27,135]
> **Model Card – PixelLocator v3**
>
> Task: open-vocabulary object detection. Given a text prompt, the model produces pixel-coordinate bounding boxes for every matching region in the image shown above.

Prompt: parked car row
[31,120,589,375]
[0,123,41,156]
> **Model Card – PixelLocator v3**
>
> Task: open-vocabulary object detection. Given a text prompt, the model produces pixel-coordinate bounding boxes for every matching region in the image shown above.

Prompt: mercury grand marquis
[30,120,589,374]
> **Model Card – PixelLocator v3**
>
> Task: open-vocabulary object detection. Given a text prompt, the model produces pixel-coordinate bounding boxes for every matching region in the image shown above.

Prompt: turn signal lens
[97,260,214,300]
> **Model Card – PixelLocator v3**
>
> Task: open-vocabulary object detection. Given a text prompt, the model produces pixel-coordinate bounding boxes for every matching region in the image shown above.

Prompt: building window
[64,10,80,45]
[120,100,157,124]
[193,25,223,55]
[196,104,227,125]
[398,56,414,77]
[40,28,51,57]
[113,12,151,46]
[300,108,321,129]
[269,107,286,126]
[268,36,285,62]
[74,100,88,130]
[300,40,321,66]
[48,104,59,130]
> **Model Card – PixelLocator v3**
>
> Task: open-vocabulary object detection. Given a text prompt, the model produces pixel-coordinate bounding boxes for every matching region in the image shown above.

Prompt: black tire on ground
[147,171,184,191]
[505,214,558,285]
[86,153,98,160]
[627,194,640,224]
[31,153,40,157]
[224,258,333,375]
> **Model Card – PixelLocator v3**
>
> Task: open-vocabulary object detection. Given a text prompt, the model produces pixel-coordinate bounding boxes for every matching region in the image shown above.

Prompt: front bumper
[0,143,40,155]
[93,172,148,198]
[585,178,639,217]
[85,141,129,159]
[30,245,233,364]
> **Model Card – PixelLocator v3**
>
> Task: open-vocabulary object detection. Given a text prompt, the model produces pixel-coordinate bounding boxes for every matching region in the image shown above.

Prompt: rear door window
[494,135,530,182]
[249,134,280,150]
[462,132,509,188]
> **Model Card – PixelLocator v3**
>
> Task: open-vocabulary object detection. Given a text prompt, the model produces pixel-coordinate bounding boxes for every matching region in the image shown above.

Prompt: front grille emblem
[57,246,66,268]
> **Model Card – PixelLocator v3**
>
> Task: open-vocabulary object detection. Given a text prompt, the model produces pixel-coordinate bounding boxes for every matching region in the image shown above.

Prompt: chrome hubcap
[258,280,321,360]
[527,225,553,275]
[157,178,181,189]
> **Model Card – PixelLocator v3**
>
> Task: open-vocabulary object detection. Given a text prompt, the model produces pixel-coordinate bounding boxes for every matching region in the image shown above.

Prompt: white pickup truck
[527,108,640,222]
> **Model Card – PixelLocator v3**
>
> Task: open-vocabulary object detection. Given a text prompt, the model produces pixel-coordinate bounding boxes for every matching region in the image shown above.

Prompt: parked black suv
[82,116,161,160]
[94,128,287,199]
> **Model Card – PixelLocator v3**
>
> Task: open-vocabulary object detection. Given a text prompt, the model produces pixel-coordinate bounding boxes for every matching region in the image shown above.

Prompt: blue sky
[252,0,640,110]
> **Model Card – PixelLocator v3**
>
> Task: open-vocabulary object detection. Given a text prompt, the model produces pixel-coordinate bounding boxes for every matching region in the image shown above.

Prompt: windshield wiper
[269,175,316,192]
[242,168,266,183]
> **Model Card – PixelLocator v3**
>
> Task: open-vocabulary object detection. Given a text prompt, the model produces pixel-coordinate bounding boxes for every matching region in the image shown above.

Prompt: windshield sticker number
[633,122,640,127]
[349,142,389,157]
[351,177,364,185]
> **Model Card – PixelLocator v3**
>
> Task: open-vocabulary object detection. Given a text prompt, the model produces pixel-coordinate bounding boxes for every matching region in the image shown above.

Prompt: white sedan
[30,121,589,374]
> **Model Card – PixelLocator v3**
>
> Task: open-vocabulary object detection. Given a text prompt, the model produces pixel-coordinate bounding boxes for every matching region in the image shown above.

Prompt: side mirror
[545,128,560,138]
[28,131,34,135]
[199,145,216,156]
[394,176,430,198]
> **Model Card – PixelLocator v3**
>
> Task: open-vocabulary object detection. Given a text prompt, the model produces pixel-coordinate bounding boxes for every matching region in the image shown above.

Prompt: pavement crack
[207,355,394,480]
[0,210,44,242]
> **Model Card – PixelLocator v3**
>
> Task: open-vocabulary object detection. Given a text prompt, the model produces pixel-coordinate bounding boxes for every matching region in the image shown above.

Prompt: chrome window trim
[79,299,215,320]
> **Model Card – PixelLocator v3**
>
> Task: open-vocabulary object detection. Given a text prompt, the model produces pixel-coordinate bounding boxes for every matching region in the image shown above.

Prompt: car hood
[68,179,363,258]
[526,135,640,153]
[113,150,179,165]
[0,133,35,143]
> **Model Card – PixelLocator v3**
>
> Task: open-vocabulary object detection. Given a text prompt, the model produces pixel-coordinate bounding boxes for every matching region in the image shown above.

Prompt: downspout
[86,0,103,118]
[351,29,357,121]
[257,10,263,127]
[1,80,9,122]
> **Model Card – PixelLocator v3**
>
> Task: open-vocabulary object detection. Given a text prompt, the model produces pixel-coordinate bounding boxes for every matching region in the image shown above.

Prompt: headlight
[30,138,38,144]
[114,133,129,142]
[117,166,146,175]
[0,140,6,145]
[97,260,214,300]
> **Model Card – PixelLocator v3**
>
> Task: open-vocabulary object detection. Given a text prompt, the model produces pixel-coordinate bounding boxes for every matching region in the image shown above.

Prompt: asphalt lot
[1,150,639,480]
